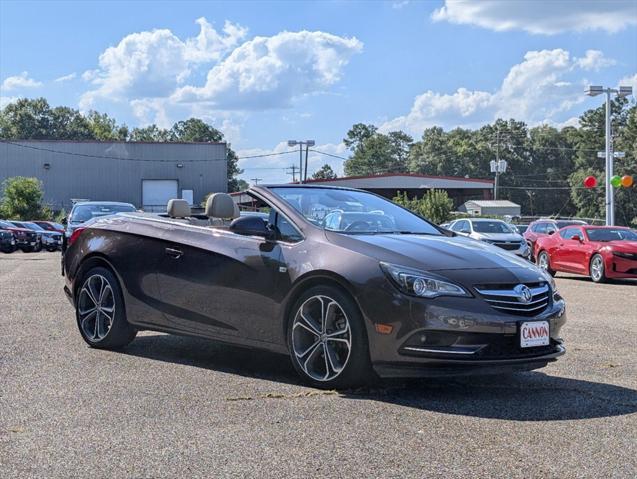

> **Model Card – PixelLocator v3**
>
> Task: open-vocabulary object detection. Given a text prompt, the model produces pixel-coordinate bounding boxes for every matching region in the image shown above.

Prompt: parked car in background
[524,219,587,261]
[535,225,637,283]
[10,221,62,252]
[0,227,17,253]
[33,221,65,234]
[66,201,137,238]
[63,186,565,389]
[513,224,529,235]
[439,222,451,229]
[0,220,40,252]
[448,218,531,259]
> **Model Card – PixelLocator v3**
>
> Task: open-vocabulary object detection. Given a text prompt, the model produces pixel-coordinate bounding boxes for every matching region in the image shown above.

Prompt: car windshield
[0,220,14,229]
[472,221,514,233]
[270,187,442,235]
[70,204,136,223]
[585,228,637,242]
[23,222,45,231]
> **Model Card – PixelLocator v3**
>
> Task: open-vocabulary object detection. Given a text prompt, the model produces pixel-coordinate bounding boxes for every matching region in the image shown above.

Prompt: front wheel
[287,285,373,389]
[590,254,607,283]
[537,251,556,277]
[76,266,137,349]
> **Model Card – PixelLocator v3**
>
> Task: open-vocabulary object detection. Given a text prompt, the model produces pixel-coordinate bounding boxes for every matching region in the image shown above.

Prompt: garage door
[142,180,178,212]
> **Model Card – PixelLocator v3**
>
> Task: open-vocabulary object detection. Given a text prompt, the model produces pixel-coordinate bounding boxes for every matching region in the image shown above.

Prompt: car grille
[474,282,550,316]
[490,240,522,251]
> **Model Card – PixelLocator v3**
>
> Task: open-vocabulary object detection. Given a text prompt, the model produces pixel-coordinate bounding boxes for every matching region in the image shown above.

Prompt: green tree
[0,177,51,220]
[87,111,128,140]
[0,98,54,139]
[343,123,413,176]
[392,189,452,224]
[128,124,172,141]
[312,164,337,180]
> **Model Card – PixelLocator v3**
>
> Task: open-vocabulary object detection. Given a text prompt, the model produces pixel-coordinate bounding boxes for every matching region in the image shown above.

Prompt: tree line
[341,99,636,226]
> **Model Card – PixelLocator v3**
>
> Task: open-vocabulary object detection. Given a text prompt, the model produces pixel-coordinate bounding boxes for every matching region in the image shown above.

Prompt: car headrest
[167,199,191,218]
[205,193,238,219]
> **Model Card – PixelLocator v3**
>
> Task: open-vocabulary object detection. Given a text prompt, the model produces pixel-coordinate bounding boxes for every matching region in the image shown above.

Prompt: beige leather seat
[205,193,240,226]
[167,199,191,218]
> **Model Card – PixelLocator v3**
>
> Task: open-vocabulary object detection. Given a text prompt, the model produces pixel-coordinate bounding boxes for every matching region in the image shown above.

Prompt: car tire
[75,266,137,349]
[537,251,556,277]
[287,285,373,389]
[589,254,607,283]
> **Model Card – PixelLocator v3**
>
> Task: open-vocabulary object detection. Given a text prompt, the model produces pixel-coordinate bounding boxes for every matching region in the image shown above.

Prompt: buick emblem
[514,284,533,303]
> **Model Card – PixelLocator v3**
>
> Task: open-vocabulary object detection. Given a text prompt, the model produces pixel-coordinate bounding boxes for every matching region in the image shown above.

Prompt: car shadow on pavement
[343,373,637,421]
[121,332,301,385]
[121,334,637,421]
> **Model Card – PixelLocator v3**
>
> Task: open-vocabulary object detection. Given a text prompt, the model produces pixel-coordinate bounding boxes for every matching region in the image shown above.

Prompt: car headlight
[380,262,470,298]
[540,269,557,293]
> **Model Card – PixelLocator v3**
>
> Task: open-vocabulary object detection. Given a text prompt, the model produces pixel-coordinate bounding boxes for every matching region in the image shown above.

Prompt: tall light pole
[586,85,633,225]
[288,140,315,183]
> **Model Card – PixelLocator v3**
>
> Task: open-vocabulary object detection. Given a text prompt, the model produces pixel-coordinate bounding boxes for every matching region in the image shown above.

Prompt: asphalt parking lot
[1,253,635,478]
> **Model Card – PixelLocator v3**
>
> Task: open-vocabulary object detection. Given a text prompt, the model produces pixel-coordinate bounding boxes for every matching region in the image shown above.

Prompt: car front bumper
[358,280,566,378]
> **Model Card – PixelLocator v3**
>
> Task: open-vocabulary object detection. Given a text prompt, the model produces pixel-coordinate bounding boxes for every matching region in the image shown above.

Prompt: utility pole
[586,84,633,225]
[287,140,315,183]
[286,165,299,183]
[251,178,262,185]
[490,128,507,200]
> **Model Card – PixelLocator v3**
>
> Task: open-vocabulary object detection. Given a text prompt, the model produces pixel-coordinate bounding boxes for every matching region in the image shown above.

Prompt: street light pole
[604,89,613,226]
[586,85,632,226]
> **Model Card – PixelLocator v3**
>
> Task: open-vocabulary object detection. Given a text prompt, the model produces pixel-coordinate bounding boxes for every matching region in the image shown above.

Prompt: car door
[566,227,589,273]
[155,215,287,344]
[552,227,576,270]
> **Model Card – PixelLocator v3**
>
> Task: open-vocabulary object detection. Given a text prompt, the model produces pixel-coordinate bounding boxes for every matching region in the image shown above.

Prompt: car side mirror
[229,216,275,240]
[61,217,68,225]
[572,235,582,242]
[547,229,555,235]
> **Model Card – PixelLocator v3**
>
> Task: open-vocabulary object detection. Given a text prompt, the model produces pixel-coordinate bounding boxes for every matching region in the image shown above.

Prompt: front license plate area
[519,321,550,348]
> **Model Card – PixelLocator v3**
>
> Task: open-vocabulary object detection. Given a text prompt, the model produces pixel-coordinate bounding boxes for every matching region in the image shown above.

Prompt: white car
[448,218,531,259]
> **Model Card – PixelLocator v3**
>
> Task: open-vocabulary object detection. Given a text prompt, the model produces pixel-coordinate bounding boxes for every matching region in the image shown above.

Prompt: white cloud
[1,72,42,91]
[80,17,247,109]
[173,31,363,110]
[431,0,637,35]
[54,72,77,82]
[618,73,637,92]
[381,49,614,134]
[575,50,616,71]
[1,96,20,108]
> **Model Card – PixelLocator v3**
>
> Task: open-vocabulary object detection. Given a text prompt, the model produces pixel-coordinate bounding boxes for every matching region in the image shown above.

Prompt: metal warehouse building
[0,140,227,212]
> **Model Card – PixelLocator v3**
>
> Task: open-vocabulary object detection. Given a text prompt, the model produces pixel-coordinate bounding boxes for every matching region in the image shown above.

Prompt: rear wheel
[287,285,373,389]
[590,254,607,283]
[537,251,556,277]
[75,266,136,349]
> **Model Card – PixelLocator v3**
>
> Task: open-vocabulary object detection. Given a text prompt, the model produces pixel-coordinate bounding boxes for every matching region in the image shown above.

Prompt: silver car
[448,218,531,259]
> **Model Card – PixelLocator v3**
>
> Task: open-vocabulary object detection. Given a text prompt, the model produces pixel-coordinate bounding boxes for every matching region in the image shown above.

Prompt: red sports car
[535,225,637,283]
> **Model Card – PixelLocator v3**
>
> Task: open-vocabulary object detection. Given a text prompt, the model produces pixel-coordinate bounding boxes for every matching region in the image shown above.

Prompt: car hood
[327,232,536,271]
[471,232,523,241]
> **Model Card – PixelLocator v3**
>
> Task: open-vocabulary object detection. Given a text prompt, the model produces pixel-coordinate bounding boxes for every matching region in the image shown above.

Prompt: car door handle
[165,247,183,259]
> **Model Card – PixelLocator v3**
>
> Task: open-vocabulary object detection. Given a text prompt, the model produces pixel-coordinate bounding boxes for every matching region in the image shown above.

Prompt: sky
[1,0,636,184]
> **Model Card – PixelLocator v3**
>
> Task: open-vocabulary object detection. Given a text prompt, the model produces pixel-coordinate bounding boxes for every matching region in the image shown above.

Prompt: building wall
[0,140,227,211]
[479,206,521,216]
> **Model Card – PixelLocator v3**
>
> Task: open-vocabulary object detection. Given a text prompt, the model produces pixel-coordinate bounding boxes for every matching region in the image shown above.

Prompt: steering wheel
[344,221,372,232]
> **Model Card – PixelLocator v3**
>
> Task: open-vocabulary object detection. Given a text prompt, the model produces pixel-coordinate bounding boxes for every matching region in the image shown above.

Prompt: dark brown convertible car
[62,185,566,388]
